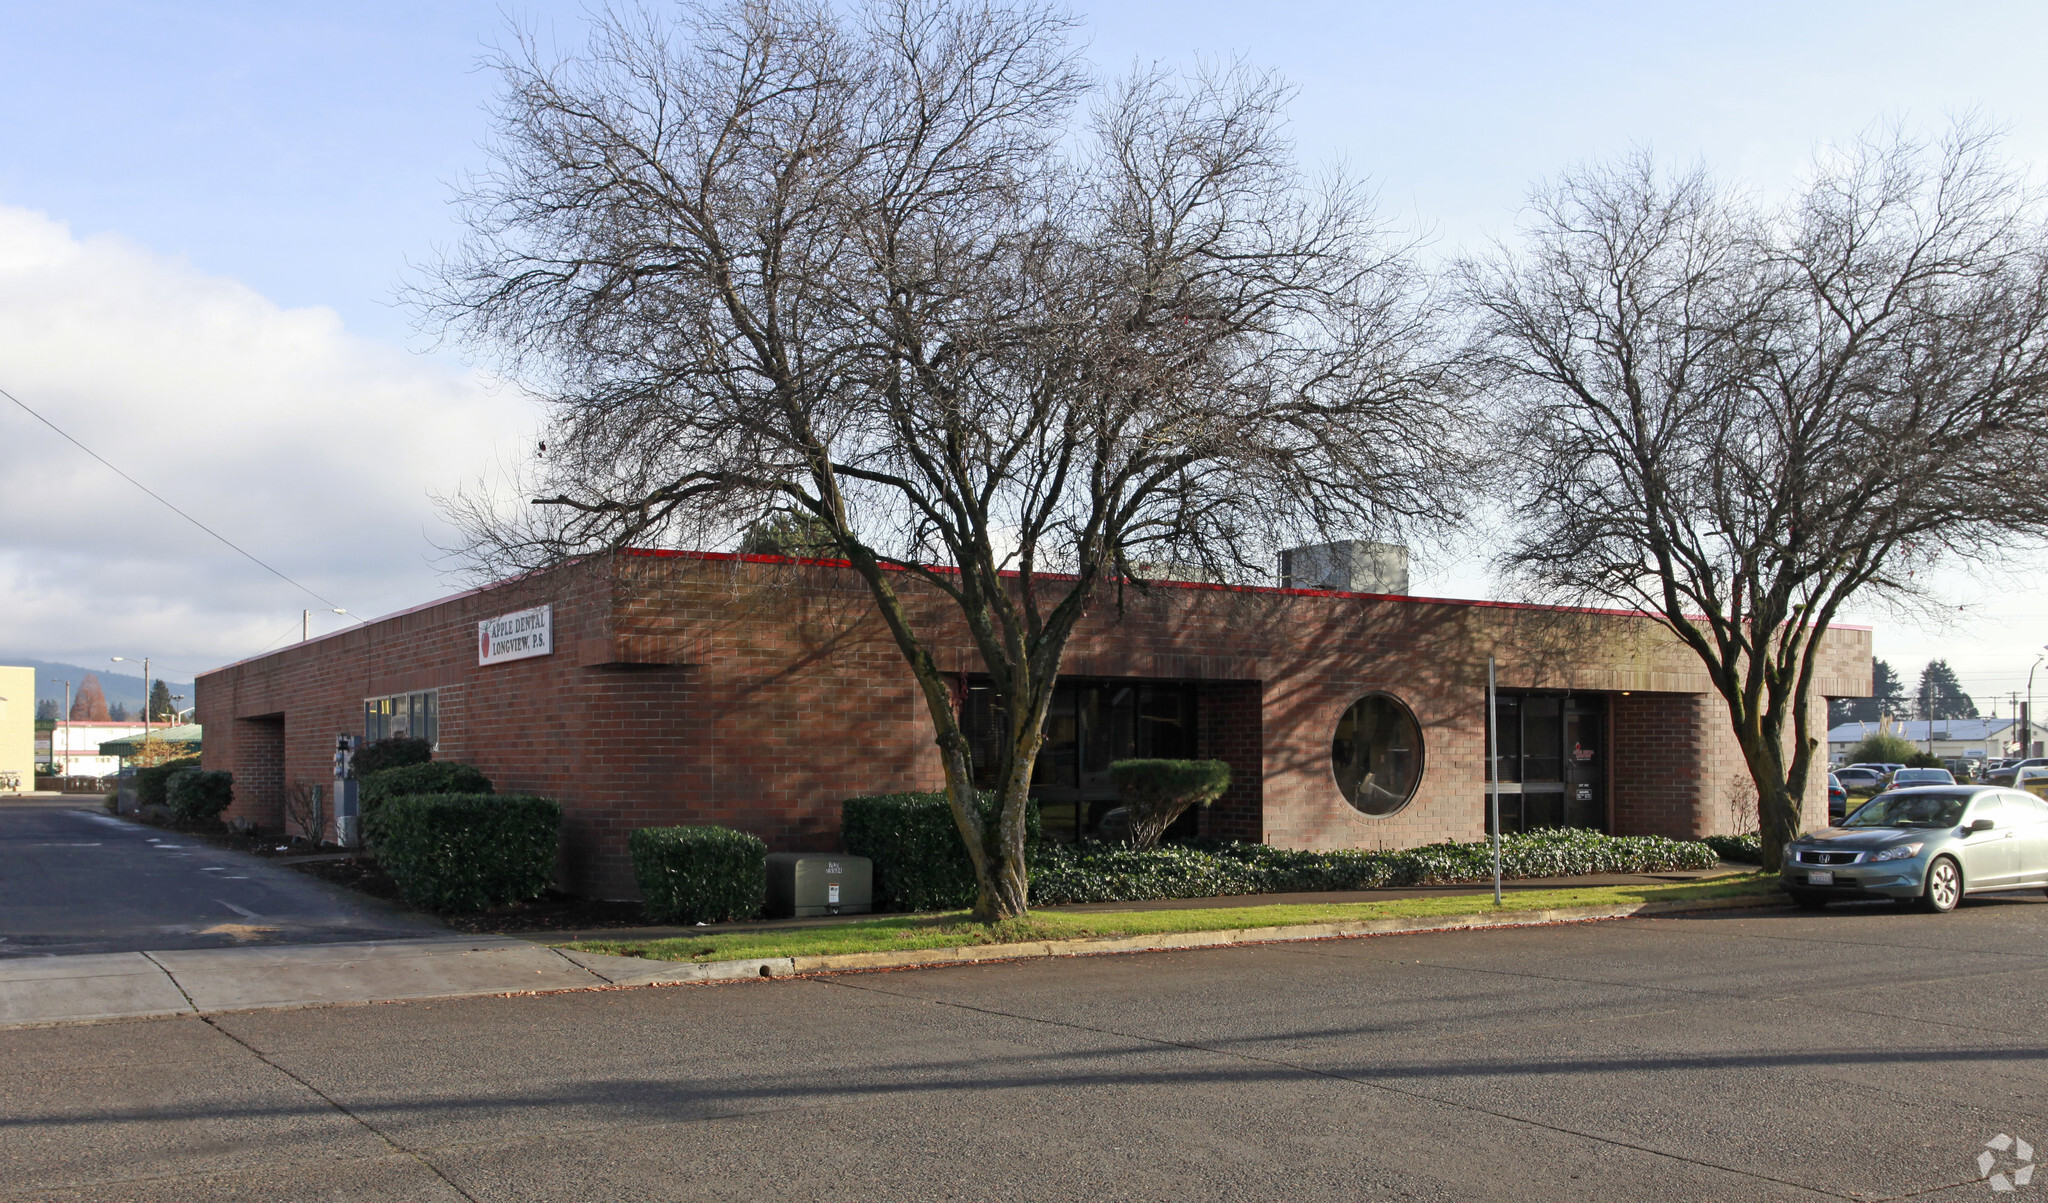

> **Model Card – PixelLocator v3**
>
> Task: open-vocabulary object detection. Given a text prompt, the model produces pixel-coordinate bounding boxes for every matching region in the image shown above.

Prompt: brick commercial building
[197,548,1871,899]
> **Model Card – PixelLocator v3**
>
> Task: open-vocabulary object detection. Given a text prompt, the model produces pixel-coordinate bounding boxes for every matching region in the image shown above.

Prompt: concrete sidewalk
[0,936,704,1029]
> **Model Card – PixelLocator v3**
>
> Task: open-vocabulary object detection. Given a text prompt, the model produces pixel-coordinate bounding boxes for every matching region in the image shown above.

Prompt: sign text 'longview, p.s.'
[479,604,553,666]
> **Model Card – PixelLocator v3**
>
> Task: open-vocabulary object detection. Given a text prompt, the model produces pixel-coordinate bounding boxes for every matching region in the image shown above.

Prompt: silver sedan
[1781,785,2048,912]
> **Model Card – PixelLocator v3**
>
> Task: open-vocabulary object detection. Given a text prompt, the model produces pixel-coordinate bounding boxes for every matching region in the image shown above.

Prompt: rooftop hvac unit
[1279,540,1409,594]
[766,853,873,918]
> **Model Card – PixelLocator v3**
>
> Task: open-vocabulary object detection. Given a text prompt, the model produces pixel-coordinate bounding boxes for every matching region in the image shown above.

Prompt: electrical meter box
[765,853,873,918]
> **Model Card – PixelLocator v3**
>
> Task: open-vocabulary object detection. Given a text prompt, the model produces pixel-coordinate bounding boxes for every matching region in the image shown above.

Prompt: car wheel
[1920,857,1963,914]
[1790,891,1829,910]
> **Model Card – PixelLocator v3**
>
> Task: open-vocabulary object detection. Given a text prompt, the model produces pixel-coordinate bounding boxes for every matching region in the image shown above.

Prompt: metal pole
[1489,656,1501,906]
[62,681,70,778]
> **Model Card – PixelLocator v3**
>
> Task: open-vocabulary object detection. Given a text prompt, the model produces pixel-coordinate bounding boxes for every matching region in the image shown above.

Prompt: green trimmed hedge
[1025,830,1720,905]
[135,755,202,809]
[354,736,432,778]
[375,793,561,912]
[630,826,767,924]
[1108,758,1231,848]
[842,791,1041,912]
[1702,833,1762,864]
[165,767,233,824]
[360,761,493,840]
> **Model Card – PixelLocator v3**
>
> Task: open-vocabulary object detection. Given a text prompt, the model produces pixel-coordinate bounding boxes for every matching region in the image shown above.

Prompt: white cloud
[0,205,538,680]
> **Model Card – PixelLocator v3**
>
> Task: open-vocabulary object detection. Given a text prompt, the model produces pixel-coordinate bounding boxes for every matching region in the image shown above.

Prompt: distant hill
[0,659,199,716]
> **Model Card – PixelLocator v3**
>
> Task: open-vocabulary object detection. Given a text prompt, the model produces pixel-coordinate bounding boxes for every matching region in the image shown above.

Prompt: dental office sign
[479,604,553,665]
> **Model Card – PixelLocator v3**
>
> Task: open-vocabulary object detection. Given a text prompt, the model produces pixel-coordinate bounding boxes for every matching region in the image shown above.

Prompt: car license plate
[1808,870,1834,886]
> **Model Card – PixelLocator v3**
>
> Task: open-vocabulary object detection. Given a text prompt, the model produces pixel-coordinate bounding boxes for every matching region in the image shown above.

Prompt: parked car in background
[1849,762,1908,781]
[1828,773,1849,823]
[1835,767,1887,795]
[2016,766,2048,801]
[1986,757,2048,786]
[1782,785,2048,912]
[1891,767,1956,787]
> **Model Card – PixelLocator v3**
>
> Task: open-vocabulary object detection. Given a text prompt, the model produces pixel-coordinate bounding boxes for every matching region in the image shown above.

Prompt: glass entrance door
[1488,692,1607,834]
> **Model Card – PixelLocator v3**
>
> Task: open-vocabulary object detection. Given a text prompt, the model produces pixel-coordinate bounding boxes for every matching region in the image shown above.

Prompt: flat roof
[198,546,1871,678]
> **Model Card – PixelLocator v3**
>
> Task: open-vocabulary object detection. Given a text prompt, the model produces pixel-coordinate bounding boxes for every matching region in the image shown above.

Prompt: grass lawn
[563,875,1780,964]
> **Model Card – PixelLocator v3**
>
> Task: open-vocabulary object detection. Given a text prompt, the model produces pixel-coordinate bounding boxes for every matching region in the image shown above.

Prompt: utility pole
[61,681,70,778]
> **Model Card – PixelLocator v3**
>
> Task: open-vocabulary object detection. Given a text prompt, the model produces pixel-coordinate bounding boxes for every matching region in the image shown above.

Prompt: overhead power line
[3,381,354,615]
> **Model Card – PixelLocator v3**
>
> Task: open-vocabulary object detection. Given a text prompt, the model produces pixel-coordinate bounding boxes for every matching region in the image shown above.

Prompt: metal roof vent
[1279,541,1409,595]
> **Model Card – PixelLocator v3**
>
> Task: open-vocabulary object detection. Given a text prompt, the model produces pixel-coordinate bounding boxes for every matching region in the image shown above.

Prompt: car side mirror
[1967,817,1996,833]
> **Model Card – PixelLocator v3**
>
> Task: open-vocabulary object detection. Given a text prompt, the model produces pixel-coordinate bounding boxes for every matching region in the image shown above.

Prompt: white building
[1827,717,2047,764]
[44,721,148,779]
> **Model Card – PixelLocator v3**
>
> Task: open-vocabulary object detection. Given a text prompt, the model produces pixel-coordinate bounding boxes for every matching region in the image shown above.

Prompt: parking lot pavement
[0,800,445,958]
[5,897,2045,1201]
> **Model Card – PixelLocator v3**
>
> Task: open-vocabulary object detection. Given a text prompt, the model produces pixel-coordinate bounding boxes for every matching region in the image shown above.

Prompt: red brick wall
[198,551,1871,897]
[230,715,285,829]
[1199,681,1263,840]
[1610,692,1711,837]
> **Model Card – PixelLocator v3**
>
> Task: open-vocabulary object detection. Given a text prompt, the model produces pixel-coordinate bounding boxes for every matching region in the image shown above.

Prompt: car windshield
[1893,769,1953,783]
[1842,792,1972,828]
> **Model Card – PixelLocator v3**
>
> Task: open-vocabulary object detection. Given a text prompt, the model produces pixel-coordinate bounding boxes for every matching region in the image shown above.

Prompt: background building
[44,720,150,779]
[198,550,1871,899]
[0,666,32,791]
[1826,717,2045,764]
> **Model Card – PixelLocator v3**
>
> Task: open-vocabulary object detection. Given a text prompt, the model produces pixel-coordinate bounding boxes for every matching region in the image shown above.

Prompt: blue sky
[4,1,2048,701]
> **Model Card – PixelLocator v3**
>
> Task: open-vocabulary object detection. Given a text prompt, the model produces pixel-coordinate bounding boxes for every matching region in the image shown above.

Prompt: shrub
[1108,759,1232,849]
[842,791,1040,912]
[375,793,561,912]
[1903,751,1943,769]
[359,761,493,840]
[134,755,202,809]
[1845,732,1918,766]
[1025,829,1722,907]
[353,736,433,778]
[630,826,767,924]
[1702,833,1763,864]
[165,767,233,824]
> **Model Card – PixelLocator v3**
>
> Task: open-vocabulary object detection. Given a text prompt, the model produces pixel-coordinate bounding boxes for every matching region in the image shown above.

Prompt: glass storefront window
[364,689,439,748]
[1331,693,1424,816]
[962,677,1202,841]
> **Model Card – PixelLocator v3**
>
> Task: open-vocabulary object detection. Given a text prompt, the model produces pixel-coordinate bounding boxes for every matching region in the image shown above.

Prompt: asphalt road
[7,897,2047,1201]
[0,800,442,957]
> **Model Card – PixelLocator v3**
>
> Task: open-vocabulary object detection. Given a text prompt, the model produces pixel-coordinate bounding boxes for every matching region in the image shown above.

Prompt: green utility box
[766,853,873,918]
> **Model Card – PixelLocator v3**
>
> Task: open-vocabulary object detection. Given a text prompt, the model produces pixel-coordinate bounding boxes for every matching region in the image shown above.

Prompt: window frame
[363,689,440,749]
[1330,690,1425,818]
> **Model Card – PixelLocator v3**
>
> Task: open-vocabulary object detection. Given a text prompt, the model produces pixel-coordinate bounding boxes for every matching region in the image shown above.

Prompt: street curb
[0,895,1784,1029]
[587,892,1788,985]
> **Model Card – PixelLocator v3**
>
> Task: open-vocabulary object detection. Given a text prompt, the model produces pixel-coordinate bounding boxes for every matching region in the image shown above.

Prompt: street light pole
[304,608,350,642]
[2027,649,2048,759]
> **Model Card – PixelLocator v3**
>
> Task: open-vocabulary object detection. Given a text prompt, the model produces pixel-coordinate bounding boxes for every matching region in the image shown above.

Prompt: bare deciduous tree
[424,0,1466,919]
[1461,125,2048,870]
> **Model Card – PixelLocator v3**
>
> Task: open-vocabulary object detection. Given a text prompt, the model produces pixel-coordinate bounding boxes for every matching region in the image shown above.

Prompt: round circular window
[1331,693,1424,816]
